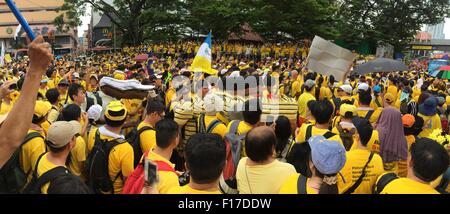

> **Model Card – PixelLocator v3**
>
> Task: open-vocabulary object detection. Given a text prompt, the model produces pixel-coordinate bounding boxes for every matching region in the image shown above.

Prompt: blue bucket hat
[419,97,437,116]
[308,135,346,175]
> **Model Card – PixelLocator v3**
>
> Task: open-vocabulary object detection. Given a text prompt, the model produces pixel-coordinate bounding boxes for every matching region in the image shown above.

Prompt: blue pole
[5,0,36,41]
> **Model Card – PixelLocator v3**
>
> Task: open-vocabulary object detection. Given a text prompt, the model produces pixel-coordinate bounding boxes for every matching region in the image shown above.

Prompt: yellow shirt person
[377,175,440,194]
[236,157,296,194]
[147,151,179,194]
[88,126,134,194]
[137,121,157,153]
[279,173,318,194]
[344,149,384,194]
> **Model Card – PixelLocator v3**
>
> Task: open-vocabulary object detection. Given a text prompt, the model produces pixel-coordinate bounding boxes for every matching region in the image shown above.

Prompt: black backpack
[22,153,69,194]
[0,132,44,193]
[373,173,399,194]
[85,130,126,194]
[305,124,336,142]
[125,125,154,168]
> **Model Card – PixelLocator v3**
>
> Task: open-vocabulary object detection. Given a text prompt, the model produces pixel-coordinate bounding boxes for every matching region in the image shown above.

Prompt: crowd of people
[0,35,449,194]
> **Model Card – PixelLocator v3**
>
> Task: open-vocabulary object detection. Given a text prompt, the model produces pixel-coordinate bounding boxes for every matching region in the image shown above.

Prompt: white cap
[357,83,369,92]
[239,62,246,66]
[87,104,103,122]
[339,85,353,95]
[229,70,240,78]
[304,79,315,88]
[220,69,229,75]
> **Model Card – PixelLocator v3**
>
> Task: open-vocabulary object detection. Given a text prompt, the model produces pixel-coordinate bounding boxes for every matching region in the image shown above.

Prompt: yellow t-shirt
[296,123,343,144]
[0,101,13,115]
[147,151,179,194]
[378,176,440,194]
[291,80,302,99]
[137,121,156,154]
[47,107,60,123]
[356,107,382,124]
[236,158,296,194]
[297,92,316,118]
[36,153,68,194]
[201,115,227,138]
[418,113,442,138]
[279,173,318,194]
[21,130,46,179]
[167,184,221,194]
[319,86,333,100]
[165,88,176,107]
[370,96,384,109]
[344,149,384,194]
[387,86,399,100]
[358,130,380,154]
[87,127,134,194]
[68,135,87,178]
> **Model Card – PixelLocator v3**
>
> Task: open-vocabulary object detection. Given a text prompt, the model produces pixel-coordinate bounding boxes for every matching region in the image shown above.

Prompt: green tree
[337,0,450,51]
[249,0,338,41]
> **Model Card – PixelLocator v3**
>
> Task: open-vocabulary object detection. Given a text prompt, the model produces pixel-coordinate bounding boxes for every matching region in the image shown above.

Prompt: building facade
[0,0,77,55]
[425,23,446,40]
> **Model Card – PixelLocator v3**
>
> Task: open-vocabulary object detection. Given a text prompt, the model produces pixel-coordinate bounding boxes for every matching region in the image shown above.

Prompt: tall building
[0,0,77,55]
[426,22,446,40]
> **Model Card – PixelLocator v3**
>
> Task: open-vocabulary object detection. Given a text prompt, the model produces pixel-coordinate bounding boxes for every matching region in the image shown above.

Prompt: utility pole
[113,23,116,52]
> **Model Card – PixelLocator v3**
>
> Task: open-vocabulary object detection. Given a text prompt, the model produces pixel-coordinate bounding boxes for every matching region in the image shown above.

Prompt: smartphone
[144,159,159,186]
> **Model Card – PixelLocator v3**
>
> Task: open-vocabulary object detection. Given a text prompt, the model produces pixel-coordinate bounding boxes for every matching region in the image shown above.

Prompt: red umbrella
[134,54,148,62]
[438,66,450,71]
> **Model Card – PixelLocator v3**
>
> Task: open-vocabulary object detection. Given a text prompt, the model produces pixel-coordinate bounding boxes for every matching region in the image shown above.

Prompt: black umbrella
[354,58,409,75]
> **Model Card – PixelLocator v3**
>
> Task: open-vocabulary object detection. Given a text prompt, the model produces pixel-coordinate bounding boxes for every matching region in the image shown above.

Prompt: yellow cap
[35,101,52,118]
[105,101,127,121]
[384,93,395,104]
[340,104,357,118]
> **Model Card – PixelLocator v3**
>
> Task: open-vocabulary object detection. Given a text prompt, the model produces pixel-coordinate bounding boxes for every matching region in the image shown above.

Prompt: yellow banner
[412,46,432,50]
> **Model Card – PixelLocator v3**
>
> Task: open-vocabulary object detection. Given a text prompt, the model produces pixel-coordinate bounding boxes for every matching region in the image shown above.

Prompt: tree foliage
[57,0,450,50]
[337,0,450,50]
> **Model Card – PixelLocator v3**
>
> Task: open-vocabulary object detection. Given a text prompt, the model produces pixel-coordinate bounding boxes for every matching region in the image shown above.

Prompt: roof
[94,13,118,28]
[228,23,264,43]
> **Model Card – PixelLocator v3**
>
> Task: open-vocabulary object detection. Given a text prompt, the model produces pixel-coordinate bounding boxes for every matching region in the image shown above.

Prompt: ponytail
[317,171,339,194]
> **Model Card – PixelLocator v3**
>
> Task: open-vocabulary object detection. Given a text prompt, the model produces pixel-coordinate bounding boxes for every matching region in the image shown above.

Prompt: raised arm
[0,36,53,168]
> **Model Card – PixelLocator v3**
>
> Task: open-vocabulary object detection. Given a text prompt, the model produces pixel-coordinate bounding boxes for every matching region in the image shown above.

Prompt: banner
[306,36,356,81]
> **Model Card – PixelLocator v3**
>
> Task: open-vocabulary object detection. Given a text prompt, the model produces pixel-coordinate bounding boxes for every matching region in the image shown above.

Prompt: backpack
[400,100,409,115]
[0,132,44,193]
[305,124,336,142]
[220,120,246,194]
[436,167,450,194]
[373,173,399,194]
[197,114,222,134]
[122,151,175,194]
[85,130,126,194]
[284,80,293,97]
[22,153,69,194]
[125,125,155,168]
[336,124,356,151]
